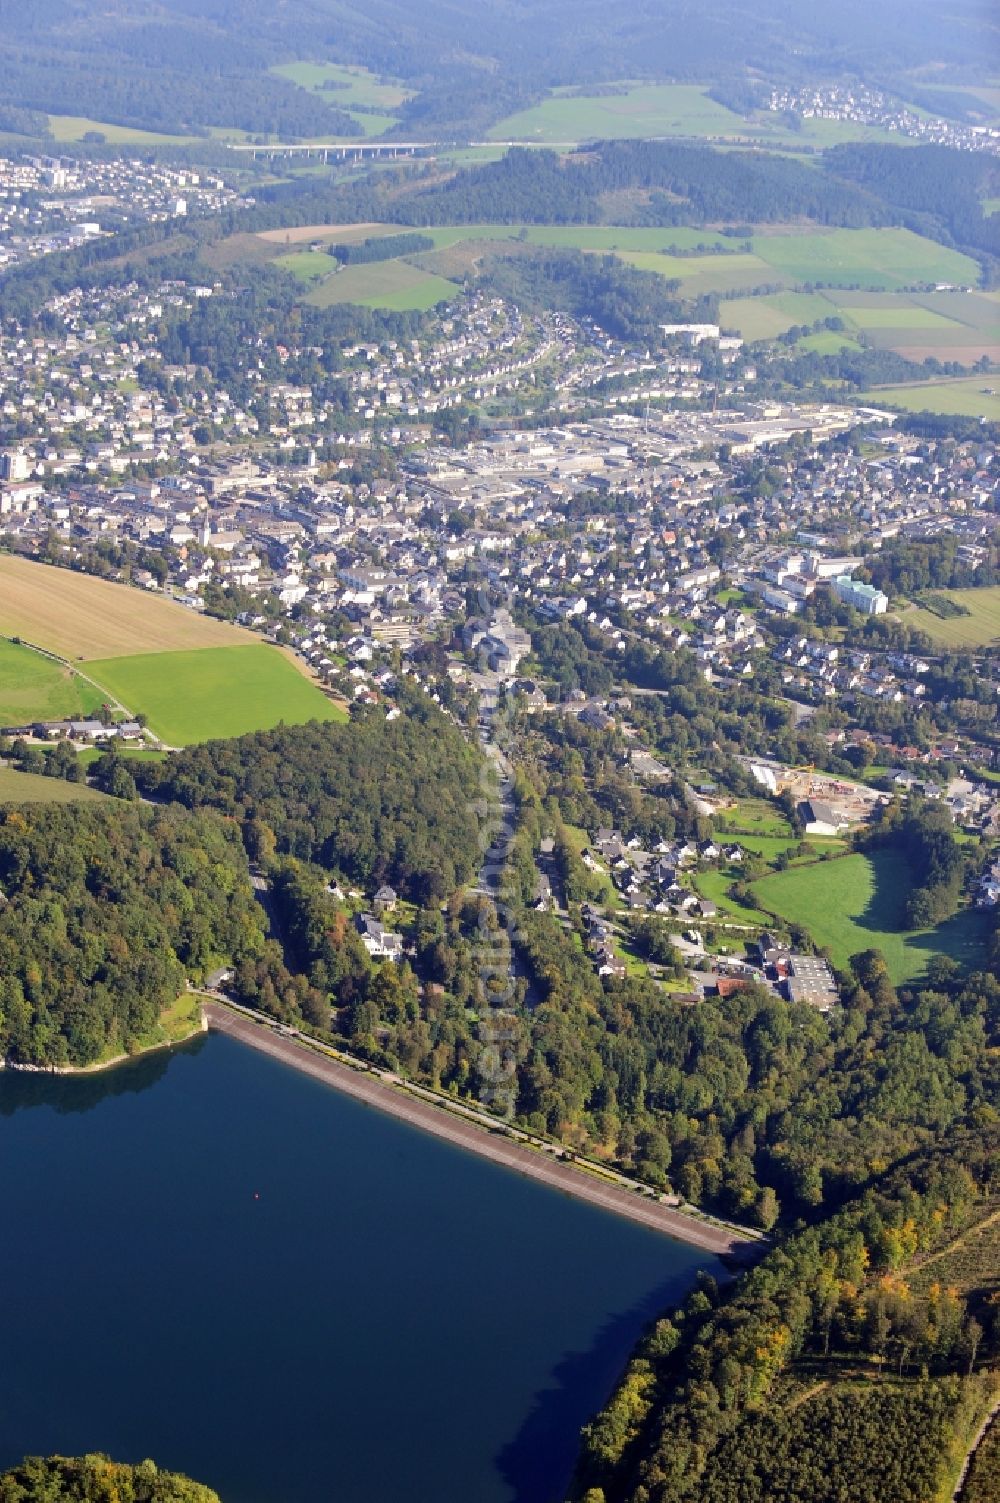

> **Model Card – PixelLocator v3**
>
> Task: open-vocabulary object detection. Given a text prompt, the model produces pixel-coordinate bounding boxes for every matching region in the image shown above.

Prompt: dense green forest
[243,140,900,233]
[859,800,969,928]
[330,232,435,265]
[394,143,886,230]
[573,1124,1000,1503]
[0,1455,219,1503]
[0,803,265,1067]
[0,54,356,138]
[859,534,999,595]
[0,0,992,138]
[826,143,1000,262]
[136,702,484,904]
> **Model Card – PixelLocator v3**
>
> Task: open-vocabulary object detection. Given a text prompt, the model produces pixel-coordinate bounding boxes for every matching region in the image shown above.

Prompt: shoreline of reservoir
[204,999,761,1259]
[0,1009,207,1077]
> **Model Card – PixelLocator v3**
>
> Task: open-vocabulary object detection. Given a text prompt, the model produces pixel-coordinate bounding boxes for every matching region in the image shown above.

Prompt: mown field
[257,221,391,246]
[86,645,346,745]
[901,586,1000,647]
[0,555,253,661]
[720,797,795,837]
[0,766,107,803]
[46,114,192,145]
[306,259,460,310]
[866,377,1000,421]
[751,849,990,983]
[722,285,999,366]
[488,82,903,149]
[270,61,410,111]
[0,639,105,725]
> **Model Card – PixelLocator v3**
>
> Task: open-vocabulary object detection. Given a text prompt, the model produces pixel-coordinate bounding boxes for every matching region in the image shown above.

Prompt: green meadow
[0,767,108,804]
[274,250,336,283]
[306,260,459,310]
[902,586,1000,648]
[620,249,772,296]
[722,291,839,340]
[85,645,346,745]
[624,230,978,298]
[270,61,408,138]
[271,61,410,111]
[795,330,863,354]
[490,83,755,143]
[47,115,191,145]
[490,81,909,149]
[749,228,978,291]
[0,639,106,725]
[751,850,989,984]
[865,378,1000,421]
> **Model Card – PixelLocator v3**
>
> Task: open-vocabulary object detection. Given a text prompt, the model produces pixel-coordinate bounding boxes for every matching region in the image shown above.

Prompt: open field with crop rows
[0,556,252,661]
[901,586,1000,647]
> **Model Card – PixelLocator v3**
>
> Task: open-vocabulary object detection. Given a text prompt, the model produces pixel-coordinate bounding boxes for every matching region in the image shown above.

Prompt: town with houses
[0,149,996,1015]
[766,83,1000,157]
[0,153,242,275]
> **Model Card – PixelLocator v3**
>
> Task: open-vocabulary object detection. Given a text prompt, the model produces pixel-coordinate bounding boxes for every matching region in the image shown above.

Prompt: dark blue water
[0,1032,714,1503]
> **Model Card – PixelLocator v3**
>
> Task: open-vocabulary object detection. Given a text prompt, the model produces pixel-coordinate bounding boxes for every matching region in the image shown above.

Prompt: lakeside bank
[0,1005,207,1077]
[204,999,761,1258]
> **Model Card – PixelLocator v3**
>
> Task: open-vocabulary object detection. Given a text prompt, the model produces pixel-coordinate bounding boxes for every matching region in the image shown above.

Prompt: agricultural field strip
[85,645,345,746]
[901,587,1000,647]
[0,638,105,724]
[0,555,254,661]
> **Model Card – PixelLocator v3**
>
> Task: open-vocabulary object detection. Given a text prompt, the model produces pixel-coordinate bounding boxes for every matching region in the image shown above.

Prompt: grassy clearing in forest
[751,850,990,982]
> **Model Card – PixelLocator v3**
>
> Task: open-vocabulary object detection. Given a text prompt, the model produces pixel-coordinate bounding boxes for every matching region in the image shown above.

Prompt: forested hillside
[394,144,887,230]
[0,1455,219,1503]
[0,0,994,138]
[574,1126,1000,1503]
[0,802,265,1067]
[137,701,485,903]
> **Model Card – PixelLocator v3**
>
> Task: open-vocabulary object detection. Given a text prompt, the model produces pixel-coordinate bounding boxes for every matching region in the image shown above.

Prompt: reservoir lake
[0,1031,716,1503]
